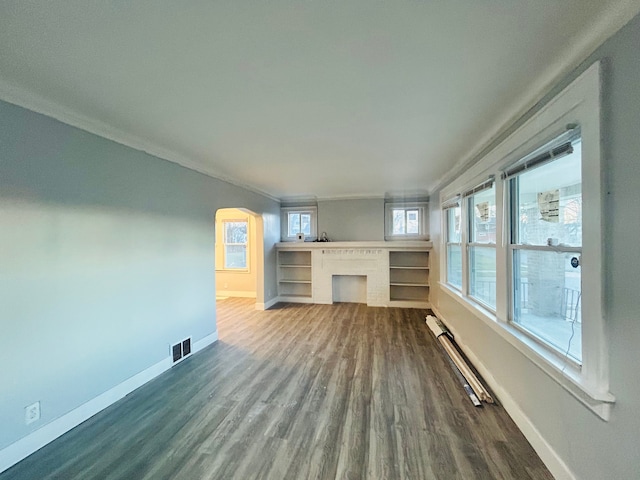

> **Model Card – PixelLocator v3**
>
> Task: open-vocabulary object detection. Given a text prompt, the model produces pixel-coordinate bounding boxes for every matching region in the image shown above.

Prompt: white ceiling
[1,1,638,201]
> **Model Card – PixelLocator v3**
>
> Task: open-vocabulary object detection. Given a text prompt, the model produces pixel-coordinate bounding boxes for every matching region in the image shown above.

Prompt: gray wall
[430,13,640,480]
[0,100,280,451]
[317,198,384,241]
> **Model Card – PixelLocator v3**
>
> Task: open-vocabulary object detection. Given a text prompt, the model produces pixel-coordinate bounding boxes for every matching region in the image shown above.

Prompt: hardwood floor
[1,299,553,479]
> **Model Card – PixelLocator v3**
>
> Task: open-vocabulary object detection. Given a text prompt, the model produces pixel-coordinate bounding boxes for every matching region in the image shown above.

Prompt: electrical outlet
[25,401,40,425]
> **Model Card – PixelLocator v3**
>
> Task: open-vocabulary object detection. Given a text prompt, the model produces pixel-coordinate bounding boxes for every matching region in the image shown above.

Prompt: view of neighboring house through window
[445,204,462,289]
[223,221,248,269]
[467,184,497,309]
[509,138,582,363]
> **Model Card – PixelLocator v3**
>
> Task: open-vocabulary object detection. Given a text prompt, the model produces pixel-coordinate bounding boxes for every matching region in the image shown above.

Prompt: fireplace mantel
[276,241,432,308]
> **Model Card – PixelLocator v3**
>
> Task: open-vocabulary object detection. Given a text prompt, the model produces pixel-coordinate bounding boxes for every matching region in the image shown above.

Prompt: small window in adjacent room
[223,220,248,269]
[384,202,428,240]
[281,206,317,241]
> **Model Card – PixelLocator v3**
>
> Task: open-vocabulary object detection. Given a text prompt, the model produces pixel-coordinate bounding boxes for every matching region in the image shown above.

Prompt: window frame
[281,206,317,242]
[443,203,463,290]
[466,183,497,311]
[506,135,583,366]
[222,220,249,271]
[384,201,429,240]
[437,62,613,419]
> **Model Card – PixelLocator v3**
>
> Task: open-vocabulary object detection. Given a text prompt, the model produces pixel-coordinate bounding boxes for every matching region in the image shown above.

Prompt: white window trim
[443,204,463,290]
[384,201,429,240]
[466,187,497,311]
[438,61,614,420]
[221,219,250,272]
[281,206,317,242]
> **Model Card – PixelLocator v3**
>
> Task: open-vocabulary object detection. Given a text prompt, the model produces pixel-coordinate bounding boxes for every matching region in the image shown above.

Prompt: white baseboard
[256,297,280,310]
[216,290,256,298]
[194,330,218,352]
[0,330,218,475]
[431,306,575,480]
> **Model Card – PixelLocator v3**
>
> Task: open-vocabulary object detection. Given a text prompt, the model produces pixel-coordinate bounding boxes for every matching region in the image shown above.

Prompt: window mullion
[461,199,470,296]
[494,178,509,322]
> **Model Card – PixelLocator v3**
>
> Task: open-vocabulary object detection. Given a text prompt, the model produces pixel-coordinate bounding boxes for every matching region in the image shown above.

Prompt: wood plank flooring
[1,299,554,479]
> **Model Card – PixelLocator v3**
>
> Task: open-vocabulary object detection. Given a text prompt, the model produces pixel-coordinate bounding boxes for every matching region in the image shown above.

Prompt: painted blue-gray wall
[0,100,280,451]
[430,13,640,480]
[317,198,384,241]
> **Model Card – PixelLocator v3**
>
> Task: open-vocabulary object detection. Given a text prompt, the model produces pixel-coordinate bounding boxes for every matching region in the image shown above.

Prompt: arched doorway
[214,208,265,309]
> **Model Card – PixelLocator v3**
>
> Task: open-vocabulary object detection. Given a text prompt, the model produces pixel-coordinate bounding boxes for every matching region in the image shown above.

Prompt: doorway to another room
[214,208,264,309]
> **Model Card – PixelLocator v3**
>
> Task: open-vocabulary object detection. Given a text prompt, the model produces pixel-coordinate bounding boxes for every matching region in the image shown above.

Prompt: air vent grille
[171,337,192,364]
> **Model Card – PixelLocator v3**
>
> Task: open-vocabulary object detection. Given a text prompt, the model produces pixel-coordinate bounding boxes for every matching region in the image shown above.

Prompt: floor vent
[171,337,192,364]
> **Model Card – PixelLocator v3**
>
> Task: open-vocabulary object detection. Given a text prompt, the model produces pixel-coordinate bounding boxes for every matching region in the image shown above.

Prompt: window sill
[384,235,430,242]
[215,269,251,274]
[438,282,615,420]
[281,238,317,243]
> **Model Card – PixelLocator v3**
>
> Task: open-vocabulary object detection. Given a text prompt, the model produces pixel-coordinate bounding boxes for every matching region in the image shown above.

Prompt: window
[445,204,462,289]
[288,211,311,238]
[438,63,612,419]
[223,221,248,269]
[281,206,317,241]
[508,136,582,363]
[467,183,497,309]
[384,202,429,240]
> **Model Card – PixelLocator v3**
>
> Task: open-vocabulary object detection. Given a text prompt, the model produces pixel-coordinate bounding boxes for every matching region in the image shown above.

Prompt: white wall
[0,100,280,464]
[317,198,384,241]
[430,13,640,480]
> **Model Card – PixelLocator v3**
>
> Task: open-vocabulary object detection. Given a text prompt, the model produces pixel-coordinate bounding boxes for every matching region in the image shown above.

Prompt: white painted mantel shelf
[276,241,432,308]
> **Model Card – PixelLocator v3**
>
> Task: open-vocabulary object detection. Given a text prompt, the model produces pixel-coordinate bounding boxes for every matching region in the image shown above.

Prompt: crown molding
[0,80,281,204]
[316,194,385,201]
[430,0,640,195]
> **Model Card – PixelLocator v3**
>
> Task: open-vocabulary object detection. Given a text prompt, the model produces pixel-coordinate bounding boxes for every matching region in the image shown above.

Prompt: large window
[437,63,611,419]
[508,136,582,362]
[384,202,429,240]
[223,221,248,269]
[445,204,462,289]
[468,183,496,309]
[443,183,497,309]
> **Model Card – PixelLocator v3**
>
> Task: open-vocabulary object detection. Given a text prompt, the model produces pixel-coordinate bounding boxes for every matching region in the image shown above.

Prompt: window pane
[224,222,247,244]
[515,142,582,247]
[392,209,405,234]
[469,246,496,309]
[224,245,247,269]
[288,213,300,237]
[447,206,461,242]
[447,245,462,289]
[471,186,496,243]
[406,209,419,234]
[300,213,311,235]
[512,249,582,362]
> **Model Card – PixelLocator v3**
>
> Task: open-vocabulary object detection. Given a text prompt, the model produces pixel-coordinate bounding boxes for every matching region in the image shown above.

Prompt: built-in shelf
[275,242,431,307]
[278,250,312,298]
[389,250,430,305]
